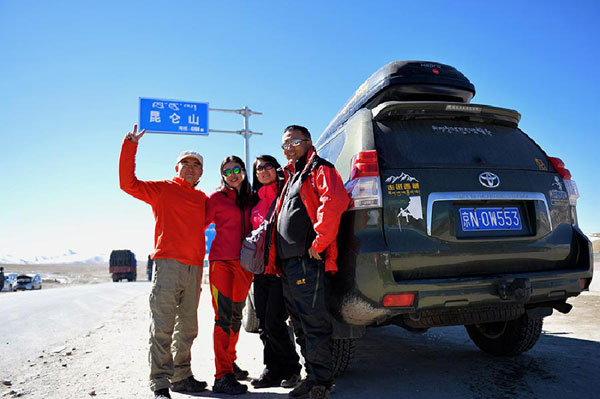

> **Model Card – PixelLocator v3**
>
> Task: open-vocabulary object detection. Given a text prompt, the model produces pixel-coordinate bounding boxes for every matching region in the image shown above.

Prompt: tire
[466,313,543,356]
[242,286,259,333]
[332,338,356,377]
[112,276,119,282]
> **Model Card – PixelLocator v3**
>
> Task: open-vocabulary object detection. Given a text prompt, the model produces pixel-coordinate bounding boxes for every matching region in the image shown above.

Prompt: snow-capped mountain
[0,250,109,265]
[385,173,419,184]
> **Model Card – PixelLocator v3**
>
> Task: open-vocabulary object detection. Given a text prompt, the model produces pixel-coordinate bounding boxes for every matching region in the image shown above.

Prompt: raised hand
[125,124,146,142]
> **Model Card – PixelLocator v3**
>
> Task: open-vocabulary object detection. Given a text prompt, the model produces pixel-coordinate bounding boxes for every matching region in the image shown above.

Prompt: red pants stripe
[209,260,253,379]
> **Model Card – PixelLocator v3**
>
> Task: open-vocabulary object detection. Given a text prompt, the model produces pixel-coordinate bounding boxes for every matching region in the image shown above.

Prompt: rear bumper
[335,225,593,326]
[338,267,592,326]
[397,268,591,310]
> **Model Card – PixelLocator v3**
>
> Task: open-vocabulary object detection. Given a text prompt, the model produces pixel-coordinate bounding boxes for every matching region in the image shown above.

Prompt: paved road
[0,282,149,374]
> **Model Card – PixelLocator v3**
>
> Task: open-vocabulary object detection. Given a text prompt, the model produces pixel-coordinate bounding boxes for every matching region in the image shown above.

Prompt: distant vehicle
[15,274,42,290]
[1,273,18,292]
[109,250,137,282]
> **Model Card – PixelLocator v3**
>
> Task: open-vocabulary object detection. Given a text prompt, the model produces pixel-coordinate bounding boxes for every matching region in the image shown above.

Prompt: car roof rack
[320,61,476,141]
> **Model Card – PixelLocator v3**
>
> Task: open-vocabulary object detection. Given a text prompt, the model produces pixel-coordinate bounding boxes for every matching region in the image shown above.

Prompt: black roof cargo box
[321,61,476,138]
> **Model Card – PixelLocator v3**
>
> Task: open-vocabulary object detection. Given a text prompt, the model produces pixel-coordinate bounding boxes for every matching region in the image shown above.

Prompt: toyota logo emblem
[479,172,500,188]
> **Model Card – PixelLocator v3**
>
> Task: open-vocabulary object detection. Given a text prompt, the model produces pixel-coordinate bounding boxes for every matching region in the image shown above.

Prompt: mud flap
[331,317,365,339]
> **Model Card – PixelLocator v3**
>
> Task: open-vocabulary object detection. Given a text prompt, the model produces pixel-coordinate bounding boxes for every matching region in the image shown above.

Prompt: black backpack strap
[265,197,277,220]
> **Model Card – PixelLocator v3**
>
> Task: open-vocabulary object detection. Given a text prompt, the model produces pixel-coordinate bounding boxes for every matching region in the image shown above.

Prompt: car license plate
[459,207,522,231]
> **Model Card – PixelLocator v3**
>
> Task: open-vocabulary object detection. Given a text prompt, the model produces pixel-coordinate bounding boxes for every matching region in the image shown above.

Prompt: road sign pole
[243,106,250,167]
[209,106,263,167]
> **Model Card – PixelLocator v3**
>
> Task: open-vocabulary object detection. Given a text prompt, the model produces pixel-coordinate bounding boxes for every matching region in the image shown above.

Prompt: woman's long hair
[251,154,282,193]
[218,155,254,208]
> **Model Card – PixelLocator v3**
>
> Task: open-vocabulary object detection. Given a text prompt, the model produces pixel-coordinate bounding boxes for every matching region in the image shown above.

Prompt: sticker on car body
[398,196,423,222]
[385,173,423,222]
[552,176,563,191]
[534,158,548,171]
[431,125,493,136]
[549,190,568,206]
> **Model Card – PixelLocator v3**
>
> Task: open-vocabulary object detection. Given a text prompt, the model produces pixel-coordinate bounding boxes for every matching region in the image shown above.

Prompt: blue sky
[1,0,598,260]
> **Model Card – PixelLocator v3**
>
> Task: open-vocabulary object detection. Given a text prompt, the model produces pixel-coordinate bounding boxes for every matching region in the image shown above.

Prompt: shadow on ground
[335,325,599,399]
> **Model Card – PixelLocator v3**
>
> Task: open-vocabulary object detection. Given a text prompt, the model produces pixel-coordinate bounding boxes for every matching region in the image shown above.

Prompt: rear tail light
[564,179,580,206]
[548,156,579,206]
[579,277,591,291]
[346,150,382,210]
[548,157,572,179]
[350,150,379,179]
[383,293,415,307]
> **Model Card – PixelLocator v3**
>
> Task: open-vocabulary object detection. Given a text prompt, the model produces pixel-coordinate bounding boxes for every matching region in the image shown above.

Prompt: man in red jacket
[266,125,349,399]
[119,124,208,399]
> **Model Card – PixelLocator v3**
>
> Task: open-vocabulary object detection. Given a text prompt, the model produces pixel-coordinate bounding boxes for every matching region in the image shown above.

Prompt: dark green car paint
[318,102,593,334]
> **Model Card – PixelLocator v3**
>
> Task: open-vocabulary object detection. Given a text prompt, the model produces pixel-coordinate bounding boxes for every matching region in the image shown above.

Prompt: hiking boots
[171,376,208,394]
[153,388,171,399]
[289,380,333,399]
[309,385,331,399]
[233,362,249,380]
[213,373,248,395]
[288,378,313,399]
[281,373,301,388]
[251,368,283,389]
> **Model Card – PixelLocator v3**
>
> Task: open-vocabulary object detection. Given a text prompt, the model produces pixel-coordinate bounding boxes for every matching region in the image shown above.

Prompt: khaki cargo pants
[149,258,202,391]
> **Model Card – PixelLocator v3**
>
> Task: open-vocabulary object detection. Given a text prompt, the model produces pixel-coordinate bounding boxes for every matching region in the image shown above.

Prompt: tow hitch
[498,278,532,302]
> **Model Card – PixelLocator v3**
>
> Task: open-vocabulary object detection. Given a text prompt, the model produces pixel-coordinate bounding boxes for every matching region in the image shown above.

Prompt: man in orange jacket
[266,125,349,399]
[119,124,208,399]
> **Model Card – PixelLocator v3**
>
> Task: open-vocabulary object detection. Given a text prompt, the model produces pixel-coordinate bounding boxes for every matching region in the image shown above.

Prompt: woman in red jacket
[249,155,302,389]
[205,155,254,395]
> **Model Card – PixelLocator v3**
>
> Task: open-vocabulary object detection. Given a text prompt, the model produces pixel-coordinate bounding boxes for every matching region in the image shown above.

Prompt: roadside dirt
[1,289,150,398]
[1,261,598,398]
[3,291,599,399]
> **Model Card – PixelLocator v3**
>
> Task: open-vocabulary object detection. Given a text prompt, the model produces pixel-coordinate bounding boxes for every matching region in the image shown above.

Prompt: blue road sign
[139,98,209,135]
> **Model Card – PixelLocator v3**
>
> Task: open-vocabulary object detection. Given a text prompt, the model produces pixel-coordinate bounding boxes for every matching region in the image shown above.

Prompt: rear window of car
[374,119,548,170]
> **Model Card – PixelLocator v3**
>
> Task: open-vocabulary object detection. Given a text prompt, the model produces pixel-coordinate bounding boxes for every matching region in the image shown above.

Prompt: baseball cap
[176,151,203,166]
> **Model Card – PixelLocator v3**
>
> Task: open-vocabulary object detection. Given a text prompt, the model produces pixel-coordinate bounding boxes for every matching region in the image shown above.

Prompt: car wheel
[332,338,356,377]
[465,313,543,356]
[242,286,259,333]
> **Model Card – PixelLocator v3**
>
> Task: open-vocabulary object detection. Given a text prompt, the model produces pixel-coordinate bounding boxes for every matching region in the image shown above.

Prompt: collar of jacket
[258,182,278,199]
[285,146,317,175]
[219,186,238,199]
[172,176,197,191]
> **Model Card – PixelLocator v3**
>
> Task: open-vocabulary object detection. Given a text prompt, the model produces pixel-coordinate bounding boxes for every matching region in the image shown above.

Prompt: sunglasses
[256,162,275,172]
[281,138,309,150]
[222,166,242,177]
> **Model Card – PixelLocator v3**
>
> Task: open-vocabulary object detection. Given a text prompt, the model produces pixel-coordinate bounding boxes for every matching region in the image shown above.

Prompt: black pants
[254,273,301,377]
[280,255,333,387]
